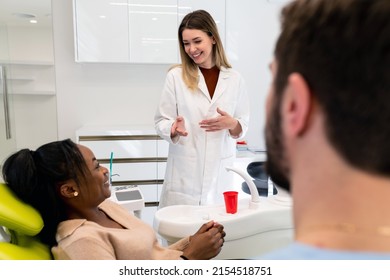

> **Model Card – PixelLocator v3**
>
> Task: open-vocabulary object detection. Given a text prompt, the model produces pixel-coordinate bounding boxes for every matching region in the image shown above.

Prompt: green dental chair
[0,183,52,259]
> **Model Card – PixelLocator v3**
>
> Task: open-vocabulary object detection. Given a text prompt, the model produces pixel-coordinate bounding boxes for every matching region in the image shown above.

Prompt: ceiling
[0,0,52,27]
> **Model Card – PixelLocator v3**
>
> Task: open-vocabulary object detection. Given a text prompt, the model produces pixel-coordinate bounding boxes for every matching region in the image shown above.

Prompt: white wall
[226,0,284,151]
[13,94,57,150]
[7,26,54,62]
[52,0,285,148]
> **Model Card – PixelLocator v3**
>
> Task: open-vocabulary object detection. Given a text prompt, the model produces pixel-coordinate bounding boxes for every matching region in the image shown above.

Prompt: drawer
[157,140,169,157]
[79,140,158,159]
[157,162,167,180]
[138,184,159,202]
[157,184,163,200]
[102,162,161,181]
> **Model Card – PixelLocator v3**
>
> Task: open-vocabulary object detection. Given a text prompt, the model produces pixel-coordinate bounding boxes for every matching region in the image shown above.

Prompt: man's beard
[264,98,291,192]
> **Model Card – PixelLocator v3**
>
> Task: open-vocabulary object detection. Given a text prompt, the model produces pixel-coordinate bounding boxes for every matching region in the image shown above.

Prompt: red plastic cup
[223,191,238,214]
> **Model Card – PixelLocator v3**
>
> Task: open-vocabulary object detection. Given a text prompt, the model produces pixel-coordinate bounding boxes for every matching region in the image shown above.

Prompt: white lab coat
[155,66,250,207]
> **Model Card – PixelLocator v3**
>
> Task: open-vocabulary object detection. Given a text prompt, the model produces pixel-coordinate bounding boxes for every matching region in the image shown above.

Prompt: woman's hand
[171,116,188,137]
[182,220,226,259]
[199,108,241,136]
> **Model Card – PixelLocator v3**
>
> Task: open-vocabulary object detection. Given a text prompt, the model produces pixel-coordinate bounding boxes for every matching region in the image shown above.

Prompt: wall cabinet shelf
[11,91,56,96]
[0,60,54,66]
[5,77,34,81]
[0,62,56,96]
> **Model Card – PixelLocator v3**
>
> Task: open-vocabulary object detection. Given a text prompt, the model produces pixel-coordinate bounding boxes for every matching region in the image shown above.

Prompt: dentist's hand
[182,220,225,260]
[171,116,188,138]
[199,107,239,132]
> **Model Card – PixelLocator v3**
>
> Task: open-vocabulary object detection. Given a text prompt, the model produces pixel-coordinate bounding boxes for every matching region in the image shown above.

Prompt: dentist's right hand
[181,220,225,259]
[171,116,188,137]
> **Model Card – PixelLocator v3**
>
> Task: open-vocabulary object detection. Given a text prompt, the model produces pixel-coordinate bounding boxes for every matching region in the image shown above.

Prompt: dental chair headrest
[0,183,43,236]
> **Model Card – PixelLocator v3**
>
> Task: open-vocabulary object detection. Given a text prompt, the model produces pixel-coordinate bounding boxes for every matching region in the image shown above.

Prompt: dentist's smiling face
[78,144,111,204]
[182,28,215,69]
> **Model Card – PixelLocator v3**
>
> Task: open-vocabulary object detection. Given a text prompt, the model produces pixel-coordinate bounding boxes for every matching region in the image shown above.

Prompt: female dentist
[155,10,250,208]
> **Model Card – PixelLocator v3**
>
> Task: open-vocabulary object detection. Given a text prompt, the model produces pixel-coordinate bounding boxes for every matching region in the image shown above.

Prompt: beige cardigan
[51,199,189,259]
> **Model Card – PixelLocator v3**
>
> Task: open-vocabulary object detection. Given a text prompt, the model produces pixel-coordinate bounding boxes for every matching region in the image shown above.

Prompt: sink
[154,170,294,259]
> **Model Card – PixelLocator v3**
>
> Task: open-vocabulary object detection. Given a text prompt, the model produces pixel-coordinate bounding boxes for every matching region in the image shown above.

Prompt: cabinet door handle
[1,65,11,140]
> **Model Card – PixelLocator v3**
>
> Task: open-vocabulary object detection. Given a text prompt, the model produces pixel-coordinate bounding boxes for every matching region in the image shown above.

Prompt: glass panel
[0,0,58,161]
[0,22,16,173]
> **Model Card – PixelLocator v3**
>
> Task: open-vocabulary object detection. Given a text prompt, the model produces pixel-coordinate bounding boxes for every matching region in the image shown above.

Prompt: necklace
[307,223,390,237]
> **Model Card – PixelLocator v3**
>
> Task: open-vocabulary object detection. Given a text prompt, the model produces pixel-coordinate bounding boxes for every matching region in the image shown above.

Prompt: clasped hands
[182,220,226,260]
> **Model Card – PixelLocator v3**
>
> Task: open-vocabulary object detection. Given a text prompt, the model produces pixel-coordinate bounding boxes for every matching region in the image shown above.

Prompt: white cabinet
[73,0,176,63]
[178,0,226,45]
[73,0,130,62]
[76,125,168,227]
[73,0,226,64]
[128,0,178,64]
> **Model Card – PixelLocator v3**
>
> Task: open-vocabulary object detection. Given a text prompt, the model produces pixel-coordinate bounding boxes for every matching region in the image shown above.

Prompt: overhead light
[30,20,38,24]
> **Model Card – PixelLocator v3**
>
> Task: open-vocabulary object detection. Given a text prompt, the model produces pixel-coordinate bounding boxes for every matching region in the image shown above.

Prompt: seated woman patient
[1,139,225,260]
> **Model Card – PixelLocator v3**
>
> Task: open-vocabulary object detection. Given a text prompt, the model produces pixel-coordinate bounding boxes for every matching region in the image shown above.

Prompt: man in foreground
[261,0,390,259]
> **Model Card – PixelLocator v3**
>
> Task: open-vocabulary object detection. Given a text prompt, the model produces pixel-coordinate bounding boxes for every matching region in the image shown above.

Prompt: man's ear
[282,73,313,137]
[59,181,79,199]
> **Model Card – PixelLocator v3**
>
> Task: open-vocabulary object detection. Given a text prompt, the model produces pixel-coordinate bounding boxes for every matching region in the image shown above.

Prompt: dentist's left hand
[199,107,238,132]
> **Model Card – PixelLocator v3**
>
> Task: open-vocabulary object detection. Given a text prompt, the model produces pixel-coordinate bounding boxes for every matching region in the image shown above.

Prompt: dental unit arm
[225,166,261,209]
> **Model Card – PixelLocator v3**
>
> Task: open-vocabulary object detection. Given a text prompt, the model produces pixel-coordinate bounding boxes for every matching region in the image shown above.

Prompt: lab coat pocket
[167,154,197,194]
